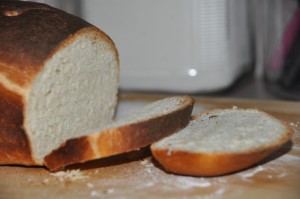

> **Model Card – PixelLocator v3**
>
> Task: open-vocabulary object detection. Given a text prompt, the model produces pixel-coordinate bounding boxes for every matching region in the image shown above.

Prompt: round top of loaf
[0,1,114,86]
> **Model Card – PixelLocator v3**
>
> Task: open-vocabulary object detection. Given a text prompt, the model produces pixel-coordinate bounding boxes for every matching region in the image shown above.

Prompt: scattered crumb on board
[90,189,115,197]
[86,182,94,189]
[37,118,299,198]
[42,178,50,184]
[232,105,238,109]
[50,169,89,182]
[290,121,299,128]
[18,144,298,199]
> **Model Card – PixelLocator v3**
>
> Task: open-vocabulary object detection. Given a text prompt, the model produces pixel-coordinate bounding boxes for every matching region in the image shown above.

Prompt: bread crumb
[50,169,89,182]
[90,189,114,197]
[216,188,226,195]
[140,159,149,166]
[27,178,33,182]
[267,175,273,179]
[87,183,94,188]
[290,122,299,127]
[90,190,100,197]
[140,159,154,174]
[105,189,114,194]
[240,165,265,180]
[145,182,154,187]
[145,166,153,174]
[42,178,50,184]
[197,179,212,188]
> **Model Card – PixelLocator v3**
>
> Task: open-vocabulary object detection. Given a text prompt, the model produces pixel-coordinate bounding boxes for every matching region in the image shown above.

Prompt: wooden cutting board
[1,93,300,199]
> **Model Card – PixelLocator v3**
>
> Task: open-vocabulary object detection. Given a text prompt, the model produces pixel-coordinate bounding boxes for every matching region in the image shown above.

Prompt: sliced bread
[0,1,119,165]
[151,108,293,176]
[44,96,195,171]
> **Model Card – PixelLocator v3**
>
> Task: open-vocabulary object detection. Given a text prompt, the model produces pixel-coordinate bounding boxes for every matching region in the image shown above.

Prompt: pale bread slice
[151,108,293,176]
[44,96,194,171]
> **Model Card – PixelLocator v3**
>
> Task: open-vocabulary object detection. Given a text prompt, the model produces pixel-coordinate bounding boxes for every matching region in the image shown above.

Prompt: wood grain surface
[1,93,299,199]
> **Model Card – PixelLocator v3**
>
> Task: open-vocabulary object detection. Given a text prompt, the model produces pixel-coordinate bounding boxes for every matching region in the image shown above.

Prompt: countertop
[1,94,299,199]
[202,75,299,101]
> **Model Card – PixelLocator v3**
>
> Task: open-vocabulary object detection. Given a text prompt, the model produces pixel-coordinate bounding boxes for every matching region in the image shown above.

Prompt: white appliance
[83,0,253,92]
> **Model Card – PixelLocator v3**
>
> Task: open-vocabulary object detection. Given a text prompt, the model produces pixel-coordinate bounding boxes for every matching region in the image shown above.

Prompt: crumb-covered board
[1,93,299,199]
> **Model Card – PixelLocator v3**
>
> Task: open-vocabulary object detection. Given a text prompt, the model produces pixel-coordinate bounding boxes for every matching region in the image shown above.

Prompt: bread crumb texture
[50,169,89,182]
[27,30,118,163]
[153,109,289,152]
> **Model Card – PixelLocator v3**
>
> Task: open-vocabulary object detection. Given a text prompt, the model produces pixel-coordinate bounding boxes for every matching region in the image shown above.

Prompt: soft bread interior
[43,95,194,171]
[26,30,118,163]
[82,96,193,136]
[152,109,289,152]
[107,96,192,128]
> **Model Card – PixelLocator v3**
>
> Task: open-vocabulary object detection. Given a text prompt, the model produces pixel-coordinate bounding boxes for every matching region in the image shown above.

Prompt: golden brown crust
[151,145,286,177]
[44,97,194,171]
[43,137,95,170]
[0,1,91,86]
[96,104,194,156]
[0,84,34,165]
[151,112,294,177]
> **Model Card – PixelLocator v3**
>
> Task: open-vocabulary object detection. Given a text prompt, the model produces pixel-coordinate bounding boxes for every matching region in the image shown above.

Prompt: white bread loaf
[0,1,119,165]
[151,108,293,176]
[44,95,194,171]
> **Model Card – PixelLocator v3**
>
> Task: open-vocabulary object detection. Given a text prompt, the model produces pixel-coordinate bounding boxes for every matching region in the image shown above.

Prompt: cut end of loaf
[25,27,119,164]
[0,0,119,166]
[151,108,293,176]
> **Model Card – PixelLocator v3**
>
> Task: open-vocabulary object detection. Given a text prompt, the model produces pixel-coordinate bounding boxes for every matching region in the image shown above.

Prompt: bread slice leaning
[44,96,194,171]
[151,108,293,176]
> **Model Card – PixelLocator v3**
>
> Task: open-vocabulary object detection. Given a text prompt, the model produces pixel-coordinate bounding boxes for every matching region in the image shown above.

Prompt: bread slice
[44,96,194,171]
[151,108,293,176]
[0,1,119,165]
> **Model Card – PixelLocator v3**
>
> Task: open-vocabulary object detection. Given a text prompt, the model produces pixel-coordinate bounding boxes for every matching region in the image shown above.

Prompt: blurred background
[26,0,300,100]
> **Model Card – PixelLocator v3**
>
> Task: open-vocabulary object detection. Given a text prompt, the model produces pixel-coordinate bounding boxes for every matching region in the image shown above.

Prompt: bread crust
[0,84,34,165]
[151,109,294,176]
[0,1,119,166]
[0,1,92,86]
[44,96,195,171]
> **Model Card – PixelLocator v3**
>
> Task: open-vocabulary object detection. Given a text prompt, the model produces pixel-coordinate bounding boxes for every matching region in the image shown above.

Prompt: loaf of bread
[0,1,119,166]
[44,95,194,171]
[151,108,293,176]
